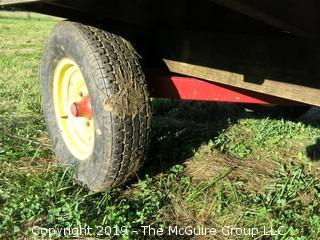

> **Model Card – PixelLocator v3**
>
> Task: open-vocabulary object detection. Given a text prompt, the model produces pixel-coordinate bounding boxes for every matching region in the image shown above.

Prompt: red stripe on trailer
[166,76,270,104]
[149,74,306,105]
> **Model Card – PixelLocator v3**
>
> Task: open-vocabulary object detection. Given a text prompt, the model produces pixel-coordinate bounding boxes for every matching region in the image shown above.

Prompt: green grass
[1,13,320,240]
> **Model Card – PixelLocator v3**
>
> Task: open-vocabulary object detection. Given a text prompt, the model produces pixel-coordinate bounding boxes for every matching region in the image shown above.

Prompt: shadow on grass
[141,100,243,177]
[140,99,320,178]
[299,108,320,161]
[306,138,320,161]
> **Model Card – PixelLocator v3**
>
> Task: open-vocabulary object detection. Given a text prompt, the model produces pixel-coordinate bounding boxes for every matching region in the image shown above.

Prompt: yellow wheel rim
[53,58,94,160]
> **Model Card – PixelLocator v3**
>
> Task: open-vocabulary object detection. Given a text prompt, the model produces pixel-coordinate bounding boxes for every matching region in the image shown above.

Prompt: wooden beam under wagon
[164,59,320,106]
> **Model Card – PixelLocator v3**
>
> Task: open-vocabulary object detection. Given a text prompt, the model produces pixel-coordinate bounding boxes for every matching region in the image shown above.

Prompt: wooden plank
[163,59,320,106]
[0,0,39,6]
[147,29,320,106]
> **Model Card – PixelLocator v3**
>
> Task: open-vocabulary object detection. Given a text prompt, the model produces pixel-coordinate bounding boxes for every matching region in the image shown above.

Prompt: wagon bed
[2,0,320,106]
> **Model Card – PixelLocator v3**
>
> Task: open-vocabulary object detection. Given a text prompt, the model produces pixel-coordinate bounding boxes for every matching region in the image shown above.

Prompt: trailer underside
[1,0,320,38]
[1,0,320,106]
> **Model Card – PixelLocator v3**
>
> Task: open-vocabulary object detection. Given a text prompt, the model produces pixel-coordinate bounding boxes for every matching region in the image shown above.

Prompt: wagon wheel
[40,21,152,192]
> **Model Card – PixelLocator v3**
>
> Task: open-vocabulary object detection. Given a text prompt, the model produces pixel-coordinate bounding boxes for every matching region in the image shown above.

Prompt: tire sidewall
[40,22,113,186]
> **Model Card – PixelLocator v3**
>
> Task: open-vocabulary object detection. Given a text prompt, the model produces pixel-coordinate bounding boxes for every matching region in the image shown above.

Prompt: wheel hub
[53,58,94,160]
[70,95,93,120]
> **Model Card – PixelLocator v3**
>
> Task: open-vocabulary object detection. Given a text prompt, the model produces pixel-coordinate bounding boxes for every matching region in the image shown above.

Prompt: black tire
[40,21,152,191]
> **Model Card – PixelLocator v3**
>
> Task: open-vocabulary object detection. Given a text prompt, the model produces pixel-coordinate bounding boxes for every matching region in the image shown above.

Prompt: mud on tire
[40,21,152,192]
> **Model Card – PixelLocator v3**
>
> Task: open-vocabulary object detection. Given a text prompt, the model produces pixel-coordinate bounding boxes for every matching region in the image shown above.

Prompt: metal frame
[149,74,306,106]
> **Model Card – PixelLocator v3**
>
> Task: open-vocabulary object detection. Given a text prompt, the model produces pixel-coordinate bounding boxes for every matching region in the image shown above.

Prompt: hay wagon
[1,0,320,191]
